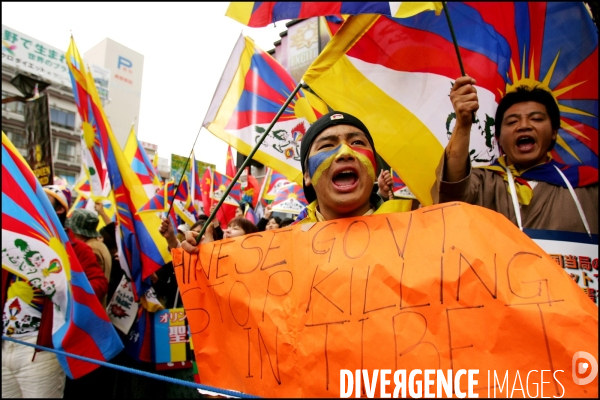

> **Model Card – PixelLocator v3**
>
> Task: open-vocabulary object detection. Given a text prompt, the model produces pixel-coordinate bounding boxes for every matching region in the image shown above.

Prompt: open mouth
[332,170,358,188]
[516,136,535,152]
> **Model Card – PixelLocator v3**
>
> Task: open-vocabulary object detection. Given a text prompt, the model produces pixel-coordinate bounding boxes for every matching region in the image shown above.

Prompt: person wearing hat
[66,209,112,306]
[180,111,411,254]
[294,110,412,224]
[432,77,597,234]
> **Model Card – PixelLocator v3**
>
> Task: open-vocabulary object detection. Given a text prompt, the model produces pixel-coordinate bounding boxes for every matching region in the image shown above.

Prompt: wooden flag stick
[195,81,304,244]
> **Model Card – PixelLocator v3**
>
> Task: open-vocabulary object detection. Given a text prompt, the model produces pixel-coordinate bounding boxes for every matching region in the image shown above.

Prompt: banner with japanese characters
[526,229,599,306]
[24,93,53,185]
[106,275,139,334]
[153,307,194,370]
[2,24,110,95]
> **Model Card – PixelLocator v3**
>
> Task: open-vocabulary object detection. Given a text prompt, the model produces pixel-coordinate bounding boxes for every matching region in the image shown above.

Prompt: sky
[2,2,289,173]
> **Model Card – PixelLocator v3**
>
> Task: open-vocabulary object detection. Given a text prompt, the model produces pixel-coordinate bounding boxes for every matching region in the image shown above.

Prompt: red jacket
[66,228,108,300]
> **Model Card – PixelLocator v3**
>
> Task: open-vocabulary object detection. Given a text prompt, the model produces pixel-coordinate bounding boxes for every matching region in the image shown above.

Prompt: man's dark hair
[268,216,282,227]
[100,222,117,255]
[494,86,560,150]
[229,217,259,235]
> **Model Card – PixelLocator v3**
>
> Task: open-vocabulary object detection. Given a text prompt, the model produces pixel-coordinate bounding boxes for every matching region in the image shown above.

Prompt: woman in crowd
[256,204,281,231]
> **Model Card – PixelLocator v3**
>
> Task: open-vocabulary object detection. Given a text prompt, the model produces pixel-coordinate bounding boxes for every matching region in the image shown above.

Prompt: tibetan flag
[202,167,241,229]
[226,2,442,27]
[2,132,123,378]
[67,36,169,301]
[242,168,260,208]
[391,169,416,199]
[203,34,328,185]
[303,3,598,205]
[138,179,195,226]
[271,182,307,214]
[212,170,242,207]
[123,126,162,200]
[190,151,204,217]
[243,205,258,225]
[66,37,110,200]
[258,167,291,206]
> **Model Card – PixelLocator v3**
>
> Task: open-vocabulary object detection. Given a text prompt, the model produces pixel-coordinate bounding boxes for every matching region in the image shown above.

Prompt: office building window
[5,129,28,157]
[50,107,76,130]
[2,91,25,115]
[56,139,77,163]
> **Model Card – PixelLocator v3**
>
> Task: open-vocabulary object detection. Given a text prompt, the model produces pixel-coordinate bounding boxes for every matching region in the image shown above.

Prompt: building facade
[2,24,147,187]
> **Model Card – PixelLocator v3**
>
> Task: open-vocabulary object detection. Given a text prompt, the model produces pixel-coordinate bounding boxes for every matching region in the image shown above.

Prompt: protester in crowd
[265,216,282,231]
[235,205,244,218]
[432,77,598,234]
[95,200,112,226]
[196,217,258,245]
[256,204,282,231]
[66,209,112,306]
[2,185,107,398]
[279,218,294,228]
[182,111,412,253]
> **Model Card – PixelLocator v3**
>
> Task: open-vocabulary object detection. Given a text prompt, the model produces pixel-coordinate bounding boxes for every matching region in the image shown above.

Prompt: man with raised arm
[432,76,598,234]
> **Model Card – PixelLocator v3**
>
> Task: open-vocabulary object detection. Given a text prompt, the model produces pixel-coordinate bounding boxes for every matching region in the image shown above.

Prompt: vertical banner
[153,307,194,370]
[24,93,54,185]
[526,229,599,306]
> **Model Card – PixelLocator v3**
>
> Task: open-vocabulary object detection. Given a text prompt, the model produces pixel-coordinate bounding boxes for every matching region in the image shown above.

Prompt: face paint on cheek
[351,146,377,181]
[307,144,341,186]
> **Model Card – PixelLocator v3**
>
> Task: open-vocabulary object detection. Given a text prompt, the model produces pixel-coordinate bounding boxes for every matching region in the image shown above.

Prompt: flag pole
[165,126,202,221]
[442,2,465,76]
[196,81,304,244]
[442,1,476,121]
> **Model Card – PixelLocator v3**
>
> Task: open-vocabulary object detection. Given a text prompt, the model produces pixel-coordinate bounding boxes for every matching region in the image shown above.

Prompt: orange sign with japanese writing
[172,202,598,398]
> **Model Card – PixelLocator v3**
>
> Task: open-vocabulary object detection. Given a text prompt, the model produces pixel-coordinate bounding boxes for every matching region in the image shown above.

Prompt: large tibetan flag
[226,2,442,27]
[66,37,170,300]
[258,167,291,206]
[2,132,123,378]
[303,3,598,205]
[203,34,328,185]
[66,38,110,200]
[123,126,162,200]
[271,182,308,214]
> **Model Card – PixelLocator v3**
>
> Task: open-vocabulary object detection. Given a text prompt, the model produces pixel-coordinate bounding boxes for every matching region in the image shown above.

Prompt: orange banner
[173,202,598,398]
